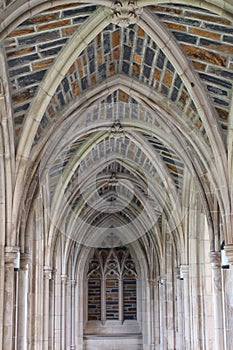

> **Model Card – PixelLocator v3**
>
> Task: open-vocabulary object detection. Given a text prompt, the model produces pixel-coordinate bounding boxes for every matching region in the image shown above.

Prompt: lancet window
[87,247,137,322]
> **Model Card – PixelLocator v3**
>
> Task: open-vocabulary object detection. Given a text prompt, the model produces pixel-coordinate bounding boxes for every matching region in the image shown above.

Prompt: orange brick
[192,61,206,71]
[163,69,173,87]
[82,53,87,66]
[137,27,145,37]
[91,74,96,85]
[7,28,35,38]
[7,47,34,57]
[132,63,140,77]
[186,12,231,25]
[181,44,226,67]
[196,120,202,129]
[189,27,220,40]
[27,13,59,24]
[97,33,101,47]
[68,63,75,75]
[163,21,186,31]
[207,43,233,54]
[38,19,70,31]
[12,91,31,104]
[119,90,129,102]
[112,30,120,47]
[179,90,188,106]
[77,58,83,77]
[154,68,161,81]
[113,48,120,60]
[62,26,77,37]
[33,58,54,70]
[216,107,228,120]
[97,49,102,64]
[134,54,141,63]
[72,81,80,96]
[167,164,178,173]
[108,62,115,77]
[48,106,55,118]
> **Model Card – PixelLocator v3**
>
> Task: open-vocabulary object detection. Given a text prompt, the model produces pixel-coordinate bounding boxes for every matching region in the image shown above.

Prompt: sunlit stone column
[158,275,166,350]
[61,275,67,350]
[176,268,184,350]
[49,269,56,350]
[223,244,233,349]
[209,252,224,350]
[3,247,18,350]
[18,253,31,349]
[149,279,155,350]
[70,279,76,350]
[181,264,191,349]
[54,273,61,348]
[43,266,52,350]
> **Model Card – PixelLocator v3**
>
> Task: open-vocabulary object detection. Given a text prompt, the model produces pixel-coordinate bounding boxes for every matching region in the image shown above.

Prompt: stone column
[176,268,184,350]
[3,247,18,350]
[54,273,61,348]
[43,266,52,350]
[154,279,160,349]
[223,244,233,349]
[48,269,56,350]
[70,279,76,350]
[149,279,155,350]
[61,275,67,349]
[119,277,124,324]
[181,264,191,349]
[101,277,106,322]
[209,252,224,350]
[18,253,31,349]
[158,275,166,350]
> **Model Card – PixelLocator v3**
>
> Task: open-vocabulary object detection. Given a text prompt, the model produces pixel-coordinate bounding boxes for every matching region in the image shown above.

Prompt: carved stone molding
[224,244,233,264]
[209,251,221,268]
[4,246,19,267]
[111,1,141,28]
[20,253,32,270]
[61,274,67,284]
[44,265,52,279]
[70,279,76,287]
[180,264,189,278]
[109,120,125,139]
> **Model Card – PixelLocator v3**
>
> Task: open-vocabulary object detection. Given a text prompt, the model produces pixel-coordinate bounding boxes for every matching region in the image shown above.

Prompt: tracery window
[87,247,137,322]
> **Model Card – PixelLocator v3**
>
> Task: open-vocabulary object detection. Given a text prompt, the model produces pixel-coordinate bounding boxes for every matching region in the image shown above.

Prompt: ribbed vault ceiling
[1,0,232,253]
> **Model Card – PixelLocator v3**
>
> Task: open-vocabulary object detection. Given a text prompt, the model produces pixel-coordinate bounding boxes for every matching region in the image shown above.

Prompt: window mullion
[119,275,124,323]
[101,277,106,323]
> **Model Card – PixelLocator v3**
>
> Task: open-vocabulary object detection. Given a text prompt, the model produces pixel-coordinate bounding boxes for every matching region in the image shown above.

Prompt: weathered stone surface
[181,44,227,67]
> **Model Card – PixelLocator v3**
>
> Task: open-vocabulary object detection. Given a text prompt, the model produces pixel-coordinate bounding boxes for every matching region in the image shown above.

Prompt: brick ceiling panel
[34,22,207,145]
[3,3,97,140]
[149,4,233,133]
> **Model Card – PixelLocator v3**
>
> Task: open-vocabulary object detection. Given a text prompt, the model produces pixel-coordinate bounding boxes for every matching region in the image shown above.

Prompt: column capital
[61,274,67,283]
[20,253,32,269]
[44,265,52,279]
[148,279,157,286]
[209,251,221,267]
[224,244,233,264]
[181,264,189,278]
[4,246,19,267]
[158,275,166,285]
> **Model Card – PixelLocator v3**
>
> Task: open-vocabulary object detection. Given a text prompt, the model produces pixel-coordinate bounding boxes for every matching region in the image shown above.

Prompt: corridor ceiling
[1,0,233,252]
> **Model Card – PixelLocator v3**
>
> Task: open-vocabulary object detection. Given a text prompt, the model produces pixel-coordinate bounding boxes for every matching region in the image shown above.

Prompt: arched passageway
[1,1,233,349]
